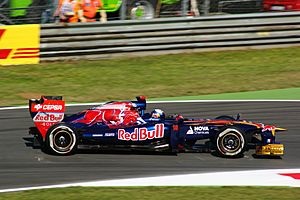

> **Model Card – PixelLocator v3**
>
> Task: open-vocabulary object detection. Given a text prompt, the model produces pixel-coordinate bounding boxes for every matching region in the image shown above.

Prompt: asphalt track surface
[0,102,299,190]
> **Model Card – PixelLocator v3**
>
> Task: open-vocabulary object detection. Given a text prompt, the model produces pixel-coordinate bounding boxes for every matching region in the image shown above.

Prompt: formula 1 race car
[28,96,285,157]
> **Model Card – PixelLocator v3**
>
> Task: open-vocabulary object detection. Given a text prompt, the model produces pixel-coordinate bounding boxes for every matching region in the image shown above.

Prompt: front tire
[216,127,246,157]
[45,123,77,155]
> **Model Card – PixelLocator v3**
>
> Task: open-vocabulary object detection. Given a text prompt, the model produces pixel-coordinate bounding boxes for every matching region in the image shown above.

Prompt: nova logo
[194,126,209,132]
[186,126,209,135]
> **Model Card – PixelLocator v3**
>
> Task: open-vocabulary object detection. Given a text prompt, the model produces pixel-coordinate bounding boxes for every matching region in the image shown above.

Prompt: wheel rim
[49,126,76,154]
[53,130,73,150]
[217,128,244,156]
[220,133,241,153]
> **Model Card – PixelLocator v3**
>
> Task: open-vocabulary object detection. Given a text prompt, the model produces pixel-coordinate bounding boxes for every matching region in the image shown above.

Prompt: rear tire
[216,127,246,157]
[45,123,77,155]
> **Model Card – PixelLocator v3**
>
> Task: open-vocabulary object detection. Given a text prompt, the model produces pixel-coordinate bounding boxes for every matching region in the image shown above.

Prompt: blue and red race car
[29,96,285,157]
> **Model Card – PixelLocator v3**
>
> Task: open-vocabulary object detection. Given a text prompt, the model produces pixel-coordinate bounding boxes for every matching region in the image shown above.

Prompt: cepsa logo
[33,112,64,122]
[118,124,164,141]
[34,104,63,111]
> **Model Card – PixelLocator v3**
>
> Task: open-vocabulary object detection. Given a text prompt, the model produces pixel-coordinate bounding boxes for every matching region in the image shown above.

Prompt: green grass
[151,87,300,100]
[0,187,300,200]
[1,47,300,106]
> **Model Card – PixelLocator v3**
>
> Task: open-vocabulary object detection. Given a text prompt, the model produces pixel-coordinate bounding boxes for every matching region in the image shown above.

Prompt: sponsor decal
[262,125,276,132]
[99,104,126,110]
[33,112,64,122]
[118,124,164,141]
[187,126,209,135]
[0,25,40,65]
[34,104,42,110]
[0,49,12,59]
[104,133,115,137]
[0,48,39,59]
[92,134,104,137]
[256,123,276,132]
[40,122,57,127]
[0,29,5,39]
[34,104,63,111]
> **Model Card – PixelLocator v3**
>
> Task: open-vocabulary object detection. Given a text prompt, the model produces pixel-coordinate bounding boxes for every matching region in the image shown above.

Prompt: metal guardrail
[40,12,300,61]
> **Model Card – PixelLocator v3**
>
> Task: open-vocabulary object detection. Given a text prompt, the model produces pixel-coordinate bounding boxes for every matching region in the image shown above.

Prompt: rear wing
[29,96,65,139]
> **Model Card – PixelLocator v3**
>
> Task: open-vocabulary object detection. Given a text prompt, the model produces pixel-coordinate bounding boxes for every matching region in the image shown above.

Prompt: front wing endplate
[256,144,284,156]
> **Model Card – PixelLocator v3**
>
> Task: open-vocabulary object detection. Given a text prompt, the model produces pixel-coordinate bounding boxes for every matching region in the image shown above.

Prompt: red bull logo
[33,112,64,122]
[256,123,276,132]
[118,124,164,141]
[262,125,276,132]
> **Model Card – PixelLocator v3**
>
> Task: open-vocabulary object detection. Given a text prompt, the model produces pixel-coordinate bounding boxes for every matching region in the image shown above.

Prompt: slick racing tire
[45,123,78,155]
[216,127,246,157]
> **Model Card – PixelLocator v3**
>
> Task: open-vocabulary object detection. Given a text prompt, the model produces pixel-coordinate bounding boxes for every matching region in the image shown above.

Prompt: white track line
[1,100,300,111]
[0,169,299,193]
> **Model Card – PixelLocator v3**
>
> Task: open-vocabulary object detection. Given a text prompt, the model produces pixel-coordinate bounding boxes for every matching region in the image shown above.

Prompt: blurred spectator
[54,0,80,23]
[10,0,50,24]
[41,0,56,23]
[190,0,200,16]
[78,0,107,23]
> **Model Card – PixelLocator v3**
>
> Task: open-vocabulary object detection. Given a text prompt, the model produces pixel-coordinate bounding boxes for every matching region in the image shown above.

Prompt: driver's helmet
[151,109,165,120]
